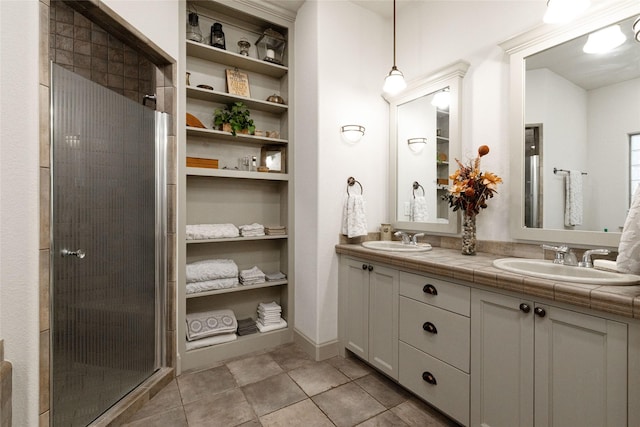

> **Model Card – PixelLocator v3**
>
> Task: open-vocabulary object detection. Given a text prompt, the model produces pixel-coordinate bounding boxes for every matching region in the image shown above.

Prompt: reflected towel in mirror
[617,184,640,275]
[564,170,583,226]
[411,196,428,222]
[341,194,368,238]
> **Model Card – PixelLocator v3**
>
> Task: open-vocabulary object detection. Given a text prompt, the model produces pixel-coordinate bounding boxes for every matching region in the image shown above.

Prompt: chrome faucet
[541,244,578,266]
[394,231,411,244]
[578,248,611,268]
[411,233,425,245]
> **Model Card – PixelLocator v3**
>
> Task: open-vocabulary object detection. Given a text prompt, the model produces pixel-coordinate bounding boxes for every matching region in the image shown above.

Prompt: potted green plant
[213,101,256,136]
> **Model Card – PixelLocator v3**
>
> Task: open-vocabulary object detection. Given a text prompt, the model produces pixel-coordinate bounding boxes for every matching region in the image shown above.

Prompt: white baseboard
[293,329,339,361]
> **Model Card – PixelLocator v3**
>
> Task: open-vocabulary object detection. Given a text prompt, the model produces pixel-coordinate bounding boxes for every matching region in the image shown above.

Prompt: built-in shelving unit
[178,0,295,373]
[436,107,450,219]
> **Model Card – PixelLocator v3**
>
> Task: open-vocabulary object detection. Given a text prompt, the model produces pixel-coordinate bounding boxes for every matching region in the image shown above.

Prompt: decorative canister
[380,223,392,241]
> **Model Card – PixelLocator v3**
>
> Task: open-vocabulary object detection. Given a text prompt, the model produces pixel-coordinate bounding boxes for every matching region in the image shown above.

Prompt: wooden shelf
[186,85,288,114]
[186,167,289,181]
[187,235,288,244]
[186,126,287,145]
[186,40,288,78]
[186,280,287,299]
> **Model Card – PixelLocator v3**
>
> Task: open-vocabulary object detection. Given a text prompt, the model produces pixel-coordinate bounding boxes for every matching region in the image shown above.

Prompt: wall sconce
[583,25,626,53]
[633,16,640,42]
[543,0,590,24]
[341,125,365,142]
[407,138,427,153]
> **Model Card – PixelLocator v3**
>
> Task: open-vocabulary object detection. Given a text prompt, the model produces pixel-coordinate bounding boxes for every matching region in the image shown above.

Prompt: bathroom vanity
[337,244,640,427]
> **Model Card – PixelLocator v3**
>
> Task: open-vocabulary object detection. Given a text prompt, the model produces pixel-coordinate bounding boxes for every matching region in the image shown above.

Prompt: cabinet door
[368,264,399,379]
[343,258,370,359]
[471,289,534,427]
[534,305,627,427]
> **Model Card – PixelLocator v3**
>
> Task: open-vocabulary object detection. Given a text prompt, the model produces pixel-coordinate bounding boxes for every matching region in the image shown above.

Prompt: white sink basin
[493,258,640,285]
[361,241,432,252]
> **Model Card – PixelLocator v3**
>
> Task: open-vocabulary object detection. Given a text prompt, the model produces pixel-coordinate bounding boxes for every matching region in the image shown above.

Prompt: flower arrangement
[444,145,503,217]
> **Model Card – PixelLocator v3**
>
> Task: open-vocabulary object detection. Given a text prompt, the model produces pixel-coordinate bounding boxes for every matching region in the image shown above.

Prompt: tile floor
[122,343,460,427]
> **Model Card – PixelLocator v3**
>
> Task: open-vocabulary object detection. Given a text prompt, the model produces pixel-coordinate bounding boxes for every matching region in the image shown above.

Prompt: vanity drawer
[399,271,470,316]
[399,296,470,373]
[399,341,470,427]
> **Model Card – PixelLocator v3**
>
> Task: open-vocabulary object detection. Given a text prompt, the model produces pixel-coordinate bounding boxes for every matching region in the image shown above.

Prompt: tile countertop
[335,243,640,320]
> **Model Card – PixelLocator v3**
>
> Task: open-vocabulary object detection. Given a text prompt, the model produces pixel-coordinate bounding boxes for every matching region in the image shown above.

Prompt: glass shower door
[50,64,158,426]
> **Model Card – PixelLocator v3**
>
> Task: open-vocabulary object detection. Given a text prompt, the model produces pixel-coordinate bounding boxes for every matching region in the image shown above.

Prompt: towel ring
[412,181,425,198]
[347,176,363,196]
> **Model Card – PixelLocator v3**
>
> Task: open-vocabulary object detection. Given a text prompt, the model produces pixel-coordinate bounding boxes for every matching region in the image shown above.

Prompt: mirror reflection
[396,88,450,224]
[523,15,640,233]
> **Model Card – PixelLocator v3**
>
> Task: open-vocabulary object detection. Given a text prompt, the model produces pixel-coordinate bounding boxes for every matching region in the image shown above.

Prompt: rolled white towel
[186,259,238,283]
[186,223,239,240]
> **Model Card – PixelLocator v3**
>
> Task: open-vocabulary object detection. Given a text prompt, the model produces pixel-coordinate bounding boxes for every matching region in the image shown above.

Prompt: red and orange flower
[444,145,503,216]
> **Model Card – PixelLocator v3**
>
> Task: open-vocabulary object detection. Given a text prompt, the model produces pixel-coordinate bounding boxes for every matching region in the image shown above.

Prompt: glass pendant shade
[583,25,626,53]
[383,66,407,95]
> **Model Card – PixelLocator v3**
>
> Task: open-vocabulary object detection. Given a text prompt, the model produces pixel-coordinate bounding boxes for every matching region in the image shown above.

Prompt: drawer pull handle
[422,321,438,334]
[519,303,531,313]
[422,284,438,295]
[422,371,437,385]
[362,264,368,270]
[368,264,374,272]
[534,307,546,318]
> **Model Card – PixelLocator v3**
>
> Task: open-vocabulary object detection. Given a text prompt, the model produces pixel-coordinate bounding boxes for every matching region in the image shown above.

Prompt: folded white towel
[410,196,428,222]
[186,278,239,294]
[266,272,286,281]
[617,184,640,275]
[185,333,237,351]
[259,301,281,311]
[564,170,583,226]
[186,259,238,283]
[186,309,237,341]
[186,223,239,240]
[240,266,265,278]
[240,223,264,231]
[341,194,368,238]
[256,318,287,332]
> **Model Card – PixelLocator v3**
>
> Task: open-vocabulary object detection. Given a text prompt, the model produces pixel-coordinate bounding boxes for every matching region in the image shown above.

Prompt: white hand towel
[186,259,238,283]
[256,318,287,332]
[410,196,428,222]
[341,194,368,238]
[185,309,237,341]
[617,184,640,275]
[564,170,583,226]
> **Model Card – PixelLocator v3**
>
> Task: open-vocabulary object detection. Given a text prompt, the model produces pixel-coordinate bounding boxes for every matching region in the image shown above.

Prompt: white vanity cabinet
[340,257,399,379]
[471,288,628,427]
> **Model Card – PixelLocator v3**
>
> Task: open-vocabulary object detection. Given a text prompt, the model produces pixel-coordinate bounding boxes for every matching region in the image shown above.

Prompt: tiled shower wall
[49,0,155,105]
[40,0,176,425]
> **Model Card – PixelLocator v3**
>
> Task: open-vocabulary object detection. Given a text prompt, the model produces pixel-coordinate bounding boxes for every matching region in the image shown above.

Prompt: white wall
[0,2,40,425]
[0,1,177,425]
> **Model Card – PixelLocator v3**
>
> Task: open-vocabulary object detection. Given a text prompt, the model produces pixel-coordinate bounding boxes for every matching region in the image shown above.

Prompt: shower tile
[40,1,50,86]
[55,4,73,24]
[183,388,256,427]
[39,411,49,427]
[242,373,306,416]
[73,11,91,28]
[167,184,176,234]
[55,22,74,38]
[124,48,139,65]
[39,331,50,414]
[39,249,50,332]
[108,60,124,75]
[167,232,176,281]
[74,26,91,42]
[107,73,124,89]
[260,399,334,427]
[226,353,283,387]
[39,167,50,250]
[55,49,73,66]
[124,77,139,92]
[164,86,175,117]
[108,34,124,49]
[91,28,108,46]
[312,382,385,427]
[74,39,91,55]
[166,280,176,331]
[288,362,350,396]
[73,67,91,80]
[73,52,91,69]
[177,364,237,404]
[55,34,73,51]
[127,379,182,422]
[39,84,50,168]
[124,64,139,78]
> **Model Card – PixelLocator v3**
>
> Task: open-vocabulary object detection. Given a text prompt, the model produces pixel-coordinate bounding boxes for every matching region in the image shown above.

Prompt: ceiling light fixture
[382,0,406,95]
[583,25,626,54]
[431,89,450,109]
[543,0,590,24]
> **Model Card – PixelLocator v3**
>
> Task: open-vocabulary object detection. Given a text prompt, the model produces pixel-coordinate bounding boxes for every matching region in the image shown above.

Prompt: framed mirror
[385,61,469,234]
[501,1,640,247]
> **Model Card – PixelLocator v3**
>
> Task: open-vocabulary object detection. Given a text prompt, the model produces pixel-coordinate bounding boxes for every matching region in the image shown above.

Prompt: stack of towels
[185,309,238,350]
[186,259,239,294]
[239,266,266,286]
[265,271,286,282]
[265,225,286,236]
[186,223,239,240]
[239,223,265,237]
[256,301,288,332]
[236,317,259,336]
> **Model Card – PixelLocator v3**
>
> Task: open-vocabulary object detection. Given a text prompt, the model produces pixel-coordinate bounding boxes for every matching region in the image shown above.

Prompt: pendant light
[383,0,406,95]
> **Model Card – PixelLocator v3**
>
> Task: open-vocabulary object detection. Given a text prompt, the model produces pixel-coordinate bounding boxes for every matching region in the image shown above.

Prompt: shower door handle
[61,249,86,259]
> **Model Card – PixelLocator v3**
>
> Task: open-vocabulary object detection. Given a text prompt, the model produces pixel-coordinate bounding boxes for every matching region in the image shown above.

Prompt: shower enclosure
[50,64,166,426]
